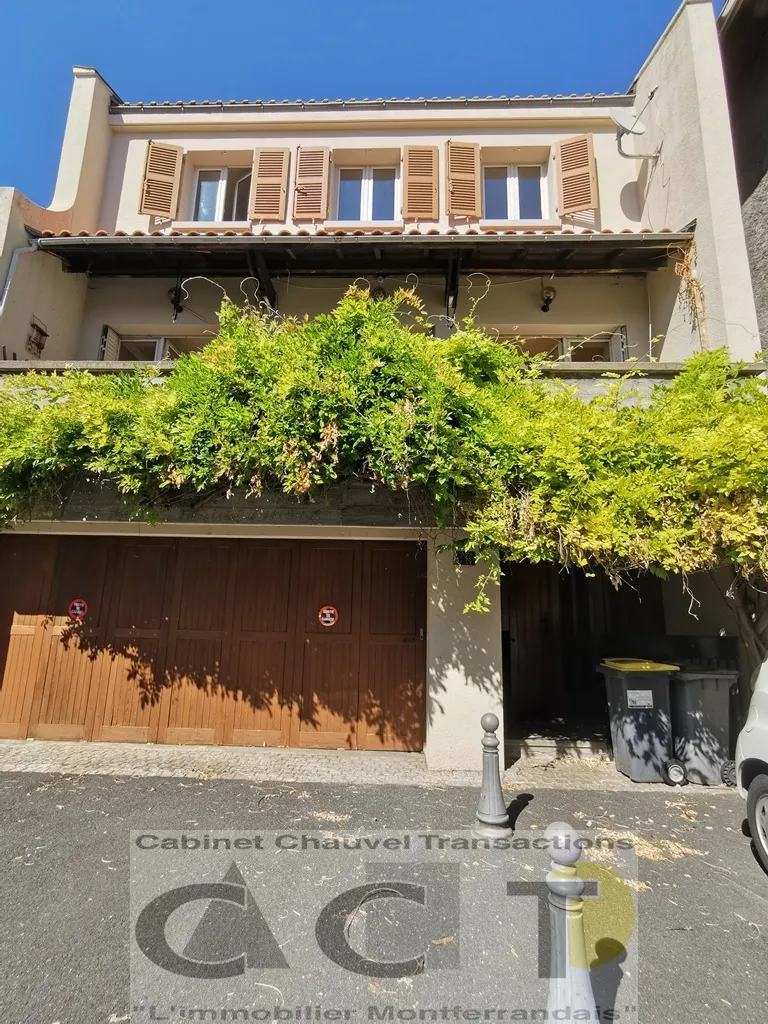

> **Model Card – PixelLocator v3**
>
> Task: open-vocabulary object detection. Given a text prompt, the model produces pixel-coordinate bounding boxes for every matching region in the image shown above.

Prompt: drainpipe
[0,239,39,320]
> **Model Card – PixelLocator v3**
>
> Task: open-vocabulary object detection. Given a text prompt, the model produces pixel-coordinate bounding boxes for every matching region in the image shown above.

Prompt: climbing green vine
[2,286,768,662]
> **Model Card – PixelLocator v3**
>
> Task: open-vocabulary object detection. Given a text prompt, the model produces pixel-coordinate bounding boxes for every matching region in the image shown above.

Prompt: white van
[736,667,768,872]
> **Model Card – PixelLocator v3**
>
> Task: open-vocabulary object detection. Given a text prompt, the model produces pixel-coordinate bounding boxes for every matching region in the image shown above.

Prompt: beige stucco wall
[103,121,644,236]
[424,549,504,772]
[0,189,87,359]
[49,68,115,232]
[634,0,760,359]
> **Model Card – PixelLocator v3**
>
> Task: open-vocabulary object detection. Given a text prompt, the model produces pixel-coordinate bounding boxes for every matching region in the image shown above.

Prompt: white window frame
[483,164,548,222]
[334,165,401,222]
[190,167,251,223]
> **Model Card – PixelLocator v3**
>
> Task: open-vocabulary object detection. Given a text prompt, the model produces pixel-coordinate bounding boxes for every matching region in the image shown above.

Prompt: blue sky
[0,0,727,208]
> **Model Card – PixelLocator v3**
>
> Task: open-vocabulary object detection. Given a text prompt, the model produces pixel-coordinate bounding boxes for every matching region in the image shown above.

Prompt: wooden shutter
[446,141,481,217]
[248,148,290,221]
[138,141,183,218]
[402,146,439,220]
[556,134,599,215]
[100,326,120,361]
[293,147,330,220]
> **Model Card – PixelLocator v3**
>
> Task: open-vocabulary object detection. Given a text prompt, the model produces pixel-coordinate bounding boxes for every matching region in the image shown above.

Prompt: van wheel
[662,759,687,786]
[747,774,768,873]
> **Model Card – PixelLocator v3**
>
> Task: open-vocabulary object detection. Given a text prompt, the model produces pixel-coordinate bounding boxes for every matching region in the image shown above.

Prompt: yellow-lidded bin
[598,659,682,784]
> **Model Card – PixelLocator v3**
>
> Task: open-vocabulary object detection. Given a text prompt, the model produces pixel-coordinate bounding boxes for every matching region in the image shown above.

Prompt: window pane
[223,170,252,221]
[194,170,221,221]
[518,337,561,358]
[569,340,611,362]
[371,167,396,220]
[518,166,543,219]
[118,340,159,361]
[338,169,363,219]
[483,167,508,219]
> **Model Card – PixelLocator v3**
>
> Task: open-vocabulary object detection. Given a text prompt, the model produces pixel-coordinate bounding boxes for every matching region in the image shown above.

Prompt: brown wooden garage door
[0,535,426,750]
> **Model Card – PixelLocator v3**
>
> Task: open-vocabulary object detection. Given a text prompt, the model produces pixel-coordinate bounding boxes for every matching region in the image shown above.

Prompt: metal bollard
[544,821,598,1019]
[474,713,512,838]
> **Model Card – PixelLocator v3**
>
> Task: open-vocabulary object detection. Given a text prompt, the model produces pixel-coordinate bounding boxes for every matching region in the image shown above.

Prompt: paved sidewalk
[0,738,735,791]
[0,739,482,787]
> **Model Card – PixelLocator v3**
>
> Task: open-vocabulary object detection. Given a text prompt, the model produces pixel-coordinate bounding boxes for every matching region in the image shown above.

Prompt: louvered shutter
[138,141,183,218]
[100,326,120,361]
[248,148,290,221]
[556,134,599,216]
[402,146,439,220]
[293,147,330,219]
[446,141,481,217]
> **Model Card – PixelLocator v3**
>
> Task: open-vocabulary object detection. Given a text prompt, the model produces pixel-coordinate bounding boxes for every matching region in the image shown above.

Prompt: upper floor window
[483,165,546,221]
[336,166,399,221]
[192,168,251,222]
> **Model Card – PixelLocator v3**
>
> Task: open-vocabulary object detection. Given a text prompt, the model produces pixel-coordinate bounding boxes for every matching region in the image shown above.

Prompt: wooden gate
[0,535,426,749]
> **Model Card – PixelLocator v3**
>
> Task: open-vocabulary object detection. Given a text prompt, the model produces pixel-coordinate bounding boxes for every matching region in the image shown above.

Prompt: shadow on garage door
[0,535,426,750]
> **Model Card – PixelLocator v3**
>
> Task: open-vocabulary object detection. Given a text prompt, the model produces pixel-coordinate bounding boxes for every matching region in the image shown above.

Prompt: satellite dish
[609,108,646,136]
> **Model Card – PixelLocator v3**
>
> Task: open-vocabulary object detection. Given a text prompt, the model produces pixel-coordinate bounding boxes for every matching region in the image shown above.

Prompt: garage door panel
[368,547,419,636]
[27,537,112,740]
[50,537,111,627]
[228,639,291,745]
[28,636,103,740]
[162,638,225,745]
[175,543,232,632]
[236,545,293,633]
[297,639,358,748]
[360,642,424,751]
[112,542,173,631]
[93,640,164,743]
[0,536,57,738]
[357,542,426,750]
[301,546,356,634]
[0,626,48,738]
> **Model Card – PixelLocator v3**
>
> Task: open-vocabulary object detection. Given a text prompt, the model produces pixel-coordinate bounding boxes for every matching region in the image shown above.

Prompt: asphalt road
[0,773,766,1024]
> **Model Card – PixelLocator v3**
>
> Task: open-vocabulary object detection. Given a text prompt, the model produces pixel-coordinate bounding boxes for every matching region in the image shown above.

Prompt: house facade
[0,0,759,769]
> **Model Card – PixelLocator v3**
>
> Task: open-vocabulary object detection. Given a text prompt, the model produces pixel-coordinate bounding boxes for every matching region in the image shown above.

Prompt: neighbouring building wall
[424,549,504,771]
[634,0,760,359]
[0,189,87,359]
[720,0,768,348]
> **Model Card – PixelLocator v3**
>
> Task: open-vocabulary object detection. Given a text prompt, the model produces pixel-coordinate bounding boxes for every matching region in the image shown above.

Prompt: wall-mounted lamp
[541,286,556,314]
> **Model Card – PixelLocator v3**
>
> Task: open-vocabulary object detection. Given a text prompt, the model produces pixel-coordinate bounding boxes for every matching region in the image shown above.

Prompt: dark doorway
[500,562,665,756]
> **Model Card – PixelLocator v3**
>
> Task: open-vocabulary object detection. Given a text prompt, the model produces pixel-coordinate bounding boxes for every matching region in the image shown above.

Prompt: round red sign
[318,605,339,627]
[67,598,88,621]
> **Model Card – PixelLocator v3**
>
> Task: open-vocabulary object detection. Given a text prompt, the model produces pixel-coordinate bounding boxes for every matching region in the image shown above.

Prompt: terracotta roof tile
[40,225,687,240]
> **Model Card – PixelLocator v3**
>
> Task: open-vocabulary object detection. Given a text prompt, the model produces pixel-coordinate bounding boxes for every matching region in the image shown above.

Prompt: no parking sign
[317,605,339,627]
[67,598,88,621]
